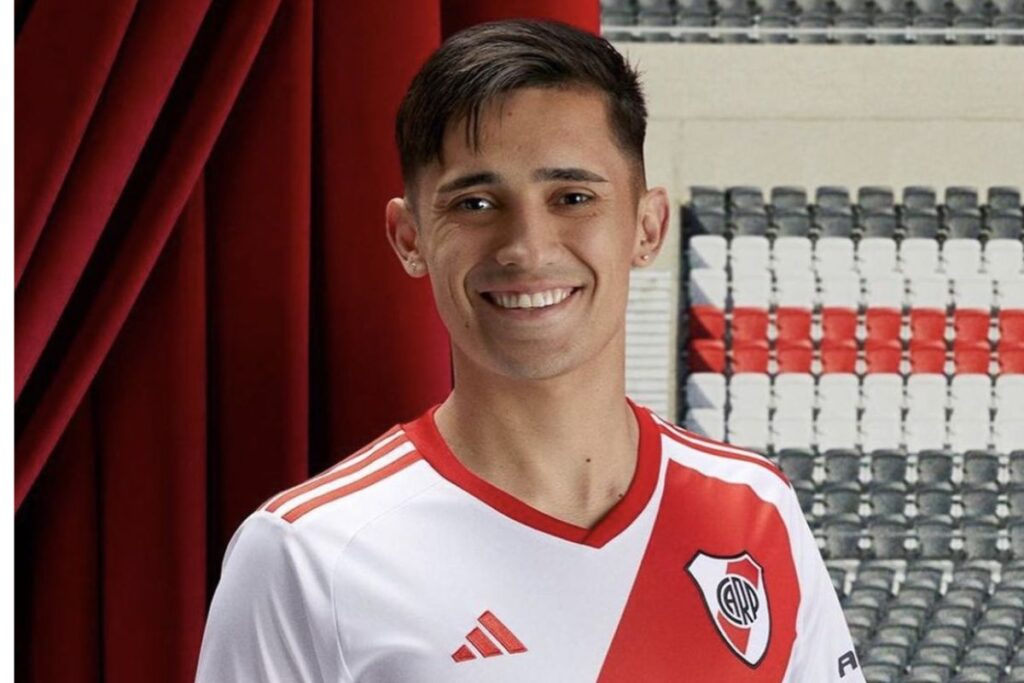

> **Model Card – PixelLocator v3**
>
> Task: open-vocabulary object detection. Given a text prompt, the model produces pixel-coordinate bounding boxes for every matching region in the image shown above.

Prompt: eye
[456,196,494,212]
[558,192,593,206]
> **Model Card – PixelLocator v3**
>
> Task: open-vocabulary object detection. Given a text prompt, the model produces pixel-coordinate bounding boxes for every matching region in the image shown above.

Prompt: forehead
[429,87,625,185]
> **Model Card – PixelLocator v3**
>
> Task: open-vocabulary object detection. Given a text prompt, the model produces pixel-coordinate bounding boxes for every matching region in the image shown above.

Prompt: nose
[493,203,558,270]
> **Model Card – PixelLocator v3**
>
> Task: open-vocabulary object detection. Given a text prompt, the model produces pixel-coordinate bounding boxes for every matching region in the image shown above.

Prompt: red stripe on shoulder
[264,427,405,513]
[657,424,788,485]
[282,451,422,523]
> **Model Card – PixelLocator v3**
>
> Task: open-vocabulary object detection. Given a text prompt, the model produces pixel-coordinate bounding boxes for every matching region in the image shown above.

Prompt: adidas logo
[451,611,527,663]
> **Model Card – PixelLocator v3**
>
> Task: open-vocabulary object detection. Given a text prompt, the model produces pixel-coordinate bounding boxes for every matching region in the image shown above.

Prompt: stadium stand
[601,0,1024,44]
[680,185,1024,682]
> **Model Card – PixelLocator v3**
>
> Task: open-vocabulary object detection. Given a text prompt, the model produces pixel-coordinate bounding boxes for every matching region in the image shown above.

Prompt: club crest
[686,551,771,667]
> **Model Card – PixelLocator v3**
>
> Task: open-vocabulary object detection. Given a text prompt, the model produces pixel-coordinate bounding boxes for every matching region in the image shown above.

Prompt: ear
[632,187,670,268]
[386,197,428,278]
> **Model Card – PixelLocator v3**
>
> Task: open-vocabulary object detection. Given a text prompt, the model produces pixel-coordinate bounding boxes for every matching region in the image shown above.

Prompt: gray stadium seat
[859,186,896,212]
[986,211,1024,239]
[771,186,808,211]
[963,450,1000,485]
[989,187,1022,212]
[796,12,831,43]
[962,483,1000,517]
[905,186,938,211]
[945,211,983,239]
[825,448,861,483]
[691,186,725,211]
[917,514,955,557]
[834,12,871,43]
[1010,451,1024,484]
[686,207,727,235]
[825,481,863,515]
[817,186,853,212]
[727,185,765,211]
[793,479,816,513]
[913,13,949,44]
[758,12,794,43]
[772,209,812,236]
[947,186,980,212]
[817,210,856,237]
[903,209,942,238]
[919,450,955,484]
[918,483,955,515]
[825,513,862,557]
[872,450,908,483]
[731,209,770,235]
[778,448,816,481]
[870,513,909,558]
[870,481,908,515]
[993,14,1024,45]
[952,14,989,46]
[874,12,911,43]
[861,211,899,237]
[962,514,1000,559]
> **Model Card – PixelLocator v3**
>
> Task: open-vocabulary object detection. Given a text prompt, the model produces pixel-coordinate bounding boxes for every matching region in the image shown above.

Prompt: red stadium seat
[731,307,769,342]
[1001,309,1024,345]
[689,339,726,373]
[776,339,813,373]
[954,309,990,343]
[999,340,1024,374]
[822,307,857,343]
[910,339,946,374]
[731,339,770,373]
[866,307,901,342]
[689,305,726,340]
[776,307,812,342]
[821,338,857,374]
[954,339,990,374]
[910,308,946,342]
[865,338,902,374]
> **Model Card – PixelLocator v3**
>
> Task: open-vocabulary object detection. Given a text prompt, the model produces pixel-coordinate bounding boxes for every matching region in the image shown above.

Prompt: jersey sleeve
[195,512,349,683]
[783,489,866,683]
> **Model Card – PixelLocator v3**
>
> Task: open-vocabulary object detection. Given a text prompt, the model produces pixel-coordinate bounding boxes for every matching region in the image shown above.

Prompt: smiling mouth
[481,287,582,311]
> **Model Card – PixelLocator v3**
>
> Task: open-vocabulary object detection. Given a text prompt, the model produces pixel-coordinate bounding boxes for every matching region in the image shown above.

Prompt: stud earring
[640,254,651,261]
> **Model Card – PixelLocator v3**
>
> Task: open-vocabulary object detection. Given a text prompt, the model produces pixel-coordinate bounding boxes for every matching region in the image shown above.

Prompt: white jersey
[196,400,864,682]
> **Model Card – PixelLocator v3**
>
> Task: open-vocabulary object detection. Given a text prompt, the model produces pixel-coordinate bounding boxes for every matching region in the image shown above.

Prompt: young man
[196,19,863,682]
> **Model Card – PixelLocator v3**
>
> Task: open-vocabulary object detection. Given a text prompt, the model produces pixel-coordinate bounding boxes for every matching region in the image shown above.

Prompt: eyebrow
[435,167,608,196]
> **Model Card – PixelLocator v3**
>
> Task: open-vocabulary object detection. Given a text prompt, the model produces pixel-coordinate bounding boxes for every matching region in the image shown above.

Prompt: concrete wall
[616,44,1024,418]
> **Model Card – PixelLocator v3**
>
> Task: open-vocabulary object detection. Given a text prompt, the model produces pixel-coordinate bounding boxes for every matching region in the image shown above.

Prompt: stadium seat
[823,513,862,558]
[910,308,946,343]
[949,413,991,451]
[869,513,908,558]
[734,210,769,236]
[773,236,813,272]
[947,186,980,212]
[688,235,728,269]
[818,415,859,452]
[772,210,812,236]
[907,374,947,414]
[999,341,1024,374]
[859,186,896,213]
[996,375,1024,408]
[690,187,724,211]
[732,307,770,341]
[917,483,954,516]
[953,275,995,316]
[689,268,728,307]
[988,186,1021,213]
[942,239,982,278]
[871,449,908,483]
[963,515,1000,559]
[732,339,770,373]
[862,415,903,452]
[774,373,815,412]
[688,304,727,339]
[1001,309,1024,345]
[910,339,946,373]
[777,339,814,373]
[866,273,905,310]
[776,272,816,311]
[687,207,727,235]
[730,235,771,273]
[732,271,772,309]
[727,413,770,450]
[729,373,771,415]
[963,450,1000,485]
[823,307,859,343]
[685,408,726,440]
[904,186,938,212]
[906,414,946,451]
[994,416,1024,453]
[865,338,903,373]
[822,338,858,373]
[728,186,765,212]
[953,339,990,374]
[903,209,941,239]
[916,515,954,557]
[772,415,814,450]
[819,374,860,413]
[861,212,899,238]
[771,186,808,211]
[950,374,991,413]
[778,447,815,482]
[777,307,813,341]
[902,238,941,277]
[817,237,856,274]
[986,212,1024,240]
[816,210,856,237]
[858,237,898,276]
[945,211,983,239]
[984,239,1024,278]
[685,372,727,409]
[688,338,727,372]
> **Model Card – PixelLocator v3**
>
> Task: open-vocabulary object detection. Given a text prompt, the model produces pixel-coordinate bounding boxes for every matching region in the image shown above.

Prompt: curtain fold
[14,1,599,680]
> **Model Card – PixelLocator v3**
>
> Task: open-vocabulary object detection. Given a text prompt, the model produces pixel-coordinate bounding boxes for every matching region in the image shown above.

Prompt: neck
[433,339,639,528]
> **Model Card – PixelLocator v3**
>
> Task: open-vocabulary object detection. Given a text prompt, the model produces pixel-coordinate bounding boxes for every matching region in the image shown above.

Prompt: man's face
[390,87,665,382]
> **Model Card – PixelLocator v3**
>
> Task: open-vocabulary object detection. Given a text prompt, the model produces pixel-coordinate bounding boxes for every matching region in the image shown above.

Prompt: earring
[640,254,651,261]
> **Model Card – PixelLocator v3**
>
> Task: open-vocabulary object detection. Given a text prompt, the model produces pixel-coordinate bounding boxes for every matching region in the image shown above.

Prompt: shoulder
[254,423,440,539]
[643,407,791,496]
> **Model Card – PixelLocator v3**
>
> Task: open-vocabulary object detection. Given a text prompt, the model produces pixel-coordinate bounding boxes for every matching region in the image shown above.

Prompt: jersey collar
[402,398,662,549]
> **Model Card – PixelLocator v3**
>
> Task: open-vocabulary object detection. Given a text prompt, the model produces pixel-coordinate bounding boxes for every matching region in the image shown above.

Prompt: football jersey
[196,399,864,682]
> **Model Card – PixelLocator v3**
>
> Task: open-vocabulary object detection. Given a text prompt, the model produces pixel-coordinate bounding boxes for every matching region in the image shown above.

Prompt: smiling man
[196,19,863,683]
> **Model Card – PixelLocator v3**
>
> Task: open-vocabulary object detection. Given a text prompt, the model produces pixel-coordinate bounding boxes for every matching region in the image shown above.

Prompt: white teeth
[490,288,573,309]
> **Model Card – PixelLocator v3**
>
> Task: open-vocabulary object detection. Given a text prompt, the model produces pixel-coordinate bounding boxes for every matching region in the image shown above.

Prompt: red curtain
[14,1,598,681]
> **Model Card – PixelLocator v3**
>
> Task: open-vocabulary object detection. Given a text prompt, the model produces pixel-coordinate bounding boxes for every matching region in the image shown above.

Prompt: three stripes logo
[451,611,528,663]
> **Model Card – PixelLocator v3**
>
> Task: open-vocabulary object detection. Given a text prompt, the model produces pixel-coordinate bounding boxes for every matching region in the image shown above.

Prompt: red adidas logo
[451,611,527,663]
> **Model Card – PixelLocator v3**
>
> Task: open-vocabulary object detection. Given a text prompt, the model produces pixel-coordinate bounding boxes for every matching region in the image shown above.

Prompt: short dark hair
[395,19,647,195]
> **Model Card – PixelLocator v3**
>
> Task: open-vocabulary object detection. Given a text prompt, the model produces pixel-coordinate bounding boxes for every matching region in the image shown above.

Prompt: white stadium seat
[729,373,771,416]
[905,415,947,452]
[773,373,816,415]
[949,413,991,452]
[998,277,1024,310]
[689,268,728,308]
[901,238,941,277]
[685,408,726,441]
[908,274,949,310]
[818,373,860,415]
[952,275,995,311]
[816,414,859,451]
[942,238,982,278]
[772,415,814,450]
[995,375,1024,410]
[727,414,770,451]
[858,237,898,276]
[689,235,728,269]
[730,236,771,274]
[731,271,773,308]
[685,372,727,409]
[994,417,1024,455]
[820,273,860,309]
[816,237,856,275]
[950,374,992,415]
[861,416,903,452]
[773,236,813,273]
[862,374,904,415]
[865,274,905,309]
[984,239,1024,279]
[906,374,948,417]
[776,272,816,309]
